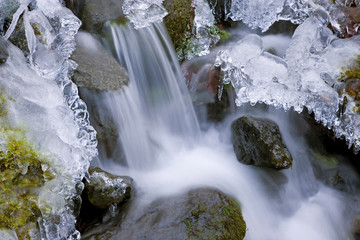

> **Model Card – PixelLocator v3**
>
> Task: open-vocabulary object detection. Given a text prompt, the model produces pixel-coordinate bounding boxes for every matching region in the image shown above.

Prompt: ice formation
[0,0,97,239]
[215,15,360,151]
[122,0,168,29]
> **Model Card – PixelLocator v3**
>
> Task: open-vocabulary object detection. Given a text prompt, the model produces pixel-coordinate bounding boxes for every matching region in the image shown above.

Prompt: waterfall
[99,22,200,169]
[89,19,358,240]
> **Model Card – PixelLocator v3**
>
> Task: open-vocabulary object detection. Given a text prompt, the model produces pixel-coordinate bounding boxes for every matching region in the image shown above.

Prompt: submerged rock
[0,38,8,64]
[82,188,246,240]
[231,116,292,169]
[84,167,132,209]
[71,31,128,91]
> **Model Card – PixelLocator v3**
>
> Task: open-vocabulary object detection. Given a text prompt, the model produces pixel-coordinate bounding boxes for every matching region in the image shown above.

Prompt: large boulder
[71,31,128,91]
[231,116,292,169]
[81,188,247,240]
[66,0,125,34]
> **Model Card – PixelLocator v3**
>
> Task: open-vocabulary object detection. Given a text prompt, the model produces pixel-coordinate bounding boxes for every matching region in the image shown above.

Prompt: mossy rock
[82,188,246,240]
[84,167,132,209]
[163,0,194,54]
[0,88,55,238]
[231,116,293,169]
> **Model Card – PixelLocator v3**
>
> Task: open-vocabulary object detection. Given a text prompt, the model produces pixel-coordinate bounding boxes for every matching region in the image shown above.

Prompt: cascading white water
[100,22,200,169]
[96,20,359,239]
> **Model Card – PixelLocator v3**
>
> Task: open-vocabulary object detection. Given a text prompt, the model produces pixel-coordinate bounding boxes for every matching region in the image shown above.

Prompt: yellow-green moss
[184,197,246,240]
[209,25,232,41]
[0,90,55,238]
[109,17,129,27]
[0,128,55,233]
[338,55,360,82]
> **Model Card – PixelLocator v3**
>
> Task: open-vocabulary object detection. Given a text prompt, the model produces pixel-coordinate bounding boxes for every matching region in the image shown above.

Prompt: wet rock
[0,38,8,64]
[353,216,360,238]
[231,116,292,169]
[71,32,128,163]
[163,0,194,58]
[71,31,128,91]
[299,112,360,192]
[66,0,125,34]
[83,167,132,209]
[81,188,246,240]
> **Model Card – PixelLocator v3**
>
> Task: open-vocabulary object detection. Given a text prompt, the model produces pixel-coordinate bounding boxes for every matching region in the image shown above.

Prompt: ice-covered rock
[122,0,168,29]
[215,15,360,152]
[0,0,98,239]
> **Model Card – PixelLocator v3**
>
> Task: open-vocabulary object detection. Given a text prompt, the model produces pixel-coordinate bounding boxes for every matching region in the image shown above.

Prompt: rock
[298,112,360,193]
[0,38,8,64]
[163,0,194,58]
[66,0,125,34]
[71,31,128,91]
[81,188,247,240]
[353,216,360,238]
[83,167,132,209]
[231,116,292,169]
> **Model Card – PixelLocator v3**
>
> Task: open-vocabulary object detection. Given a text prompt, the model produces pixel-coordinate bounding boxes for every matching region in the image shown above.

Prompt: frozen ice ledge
[0,0,97,239]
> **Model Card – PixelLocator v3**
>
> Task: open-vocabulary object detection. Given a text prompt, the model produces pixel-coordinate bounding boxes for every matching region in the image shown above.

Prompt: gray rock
[82,188,247,240]
[66,0,125,34]
[0,38,8,64]
[84,167,132,209]
[71,31,128,91]
[231,116,292,169]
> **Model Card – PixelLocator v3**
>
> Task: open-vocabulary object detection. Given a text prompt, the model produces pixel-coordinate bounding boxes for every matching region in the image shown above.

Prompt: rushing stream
[91,21,359,240]
[1,0,360,239]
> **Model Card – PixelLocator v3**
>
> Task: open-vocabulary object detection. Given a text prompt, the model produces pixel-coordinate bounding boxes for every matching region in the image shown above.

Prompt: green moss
[0,90,55,238]
[163,0,194,53]
[311,150,339,167]
[109,17,129,27]
[220,199,247,240]
[338,55,360,82]
[209,25,232,41]
[183,196,246,240]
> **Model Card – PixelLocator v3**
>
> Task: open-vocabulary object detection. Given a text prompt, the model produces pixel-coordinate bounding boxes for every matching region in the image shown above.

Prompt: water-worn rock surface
[81,188,246,240]
[76,167,132,234]
[231,116,292,169]
[71,31,128,91]
[84,167,131,209]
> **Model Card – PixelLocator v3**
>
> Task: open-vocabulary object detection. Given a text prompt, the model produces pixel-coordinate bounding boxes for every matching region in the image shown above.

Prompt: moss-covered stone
[184,195,246,240]
[0,89,55,239]
[163,0,194,60]
[81,188,247,240]
[338,55,360,82]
